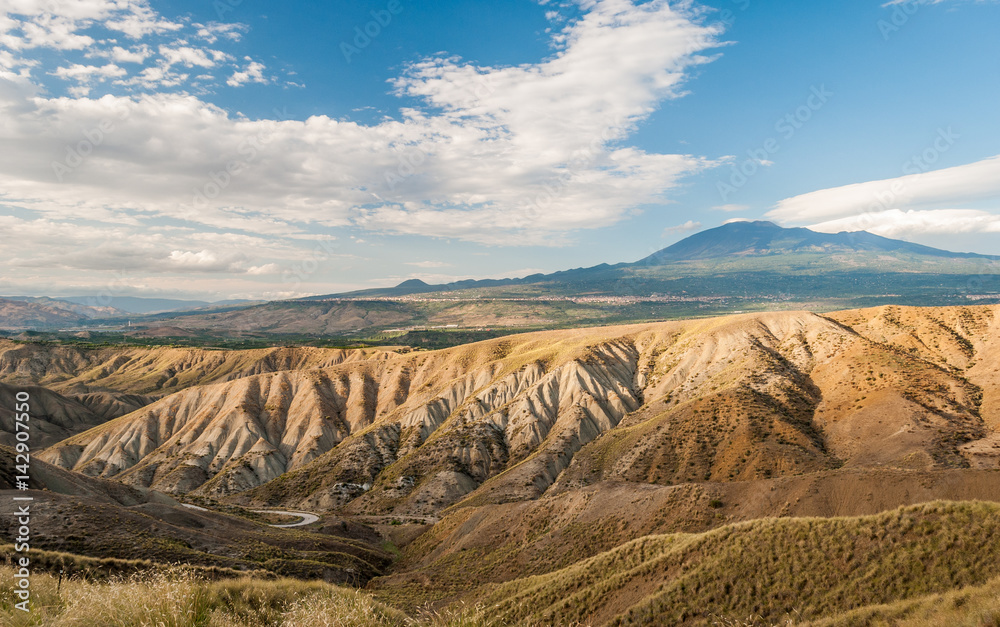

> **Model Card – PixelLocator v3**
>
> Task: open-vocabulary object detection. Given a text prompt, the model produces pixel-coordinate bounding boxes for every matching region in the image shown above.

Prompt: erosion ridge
[35,305,1000,519]
[0,340,398,396]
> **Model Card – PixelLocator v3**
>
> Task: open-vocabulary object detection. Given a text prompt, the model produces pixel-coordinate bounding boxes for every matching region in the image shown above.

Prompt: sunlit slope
[0,340,396,396]
[39,306,1000,517]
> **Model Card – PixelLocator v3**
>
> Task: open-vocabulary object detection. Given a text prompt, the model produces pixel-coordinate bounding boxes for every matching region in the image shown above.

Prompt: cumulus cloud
[768,154,1000,225]
[2,0,261,92]
[226,59,267,86]
[0,0,724,250]
[1,0,181,49]
[159,45,227,68]
[0,0,734,300]
[107,44,152,63]
[51,62,126,80]
[195,22,246,44]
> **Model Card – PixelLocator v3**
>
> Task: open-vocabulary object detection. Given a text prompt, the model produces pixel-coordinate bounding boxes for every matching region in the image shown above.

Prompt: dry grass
[472,500,1000,626]
[806,573,1000,626]
[0,567,409,626]
[0,566,554,626]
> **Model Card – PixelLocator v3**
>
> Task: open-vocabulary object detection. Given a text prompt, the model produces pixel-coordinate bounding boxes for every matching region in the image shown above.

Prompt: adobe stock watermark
[717,0,751,28]
[191,106,292,209]
[878,0,932,41]
[10,390,33,612]
[213,0,243,20]
[384,147,426,191]
[51,109,132,182]
[717,84,833,202]
[341,0,404,64]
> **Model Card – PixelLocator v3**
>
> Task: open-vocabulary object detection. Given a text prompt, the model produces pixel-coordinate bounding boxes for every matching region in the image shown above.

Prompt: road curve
[251,510,321,528]
[180,503,319,528]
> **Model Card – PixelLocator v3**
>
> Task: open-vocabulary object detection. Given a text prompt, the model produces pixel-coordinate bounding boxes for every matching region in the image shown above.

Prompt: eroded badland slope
[34,305,999,515]
[0,341,397,445]
[10,304,1000,623]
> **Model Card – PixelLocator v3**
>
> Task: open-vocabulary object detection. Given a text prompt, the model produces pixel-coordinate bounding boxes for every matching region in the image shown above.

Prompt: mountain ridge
[312,221,1000,300]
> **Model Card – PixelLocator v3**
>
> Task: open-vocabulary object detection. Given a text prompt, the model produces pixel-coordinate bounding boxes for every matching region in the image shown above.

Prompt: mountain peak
[396,279,430,288]
[637,220,981,264]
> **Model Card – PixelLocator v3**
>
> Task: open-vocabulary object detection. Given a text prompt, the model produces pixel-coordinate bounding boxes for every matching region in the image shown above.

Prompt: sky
[0,0,998,301]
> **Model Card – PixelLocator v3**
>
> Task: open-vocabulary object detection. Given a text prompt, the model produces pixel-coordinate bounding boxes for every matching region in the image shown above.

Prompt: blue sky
[1,0,998,301]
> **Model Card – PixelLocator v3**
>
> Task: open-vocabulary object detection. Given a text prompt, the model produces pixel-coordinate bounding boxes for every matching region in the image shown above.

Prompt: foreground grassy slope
[808,575,1000,626]
[0,567,410,627]
[0,565,522,626]
[468,501,1000,626]
[3,522,1000,627]
[373,468,1000,612]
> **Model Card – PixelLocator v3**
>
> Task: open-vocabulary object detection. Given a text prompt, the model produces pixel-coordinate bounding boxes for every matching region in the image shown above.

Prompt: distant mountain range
[309,221,1000,300]
[4,222,999,336]
[0,295,261,330]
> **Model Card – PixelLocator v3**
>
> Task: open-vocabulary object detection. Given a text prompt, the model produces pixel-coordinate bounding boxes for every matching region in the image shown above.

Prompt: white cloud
[195,22,246,44]
[159,45,226,68]
[0,0,728,301]
[102,5,182,38]
[768,154,1000,224]
[52,62,125,81]
[405,260,452,268]
[0,0,725,247]
[226,60,267,87]
[810,209,1000,238]
[1,0,252,92]
[109,44,152,63]
[246,263,280,275]
[662,220,702,235]
[1,1,181,49]
[114,62,187,88]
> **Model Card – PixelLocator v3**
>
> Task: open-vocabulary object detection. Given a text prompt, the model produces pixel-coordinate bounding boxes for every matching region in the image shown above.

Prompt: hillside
[9,304,1000,624]
[0,341,398,446]
[0,340,397,396]
[0,298,90,329]
[465,501,1000,625]
[371,468,1000,611]
[34,305,1000,518]
[0,443,392,585]
[0,382,147,448]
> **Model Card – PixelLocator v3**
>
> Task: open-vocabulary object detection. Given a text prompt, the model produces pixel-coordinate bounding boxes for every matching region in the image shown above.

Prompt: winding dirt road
[180,503,320,528]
